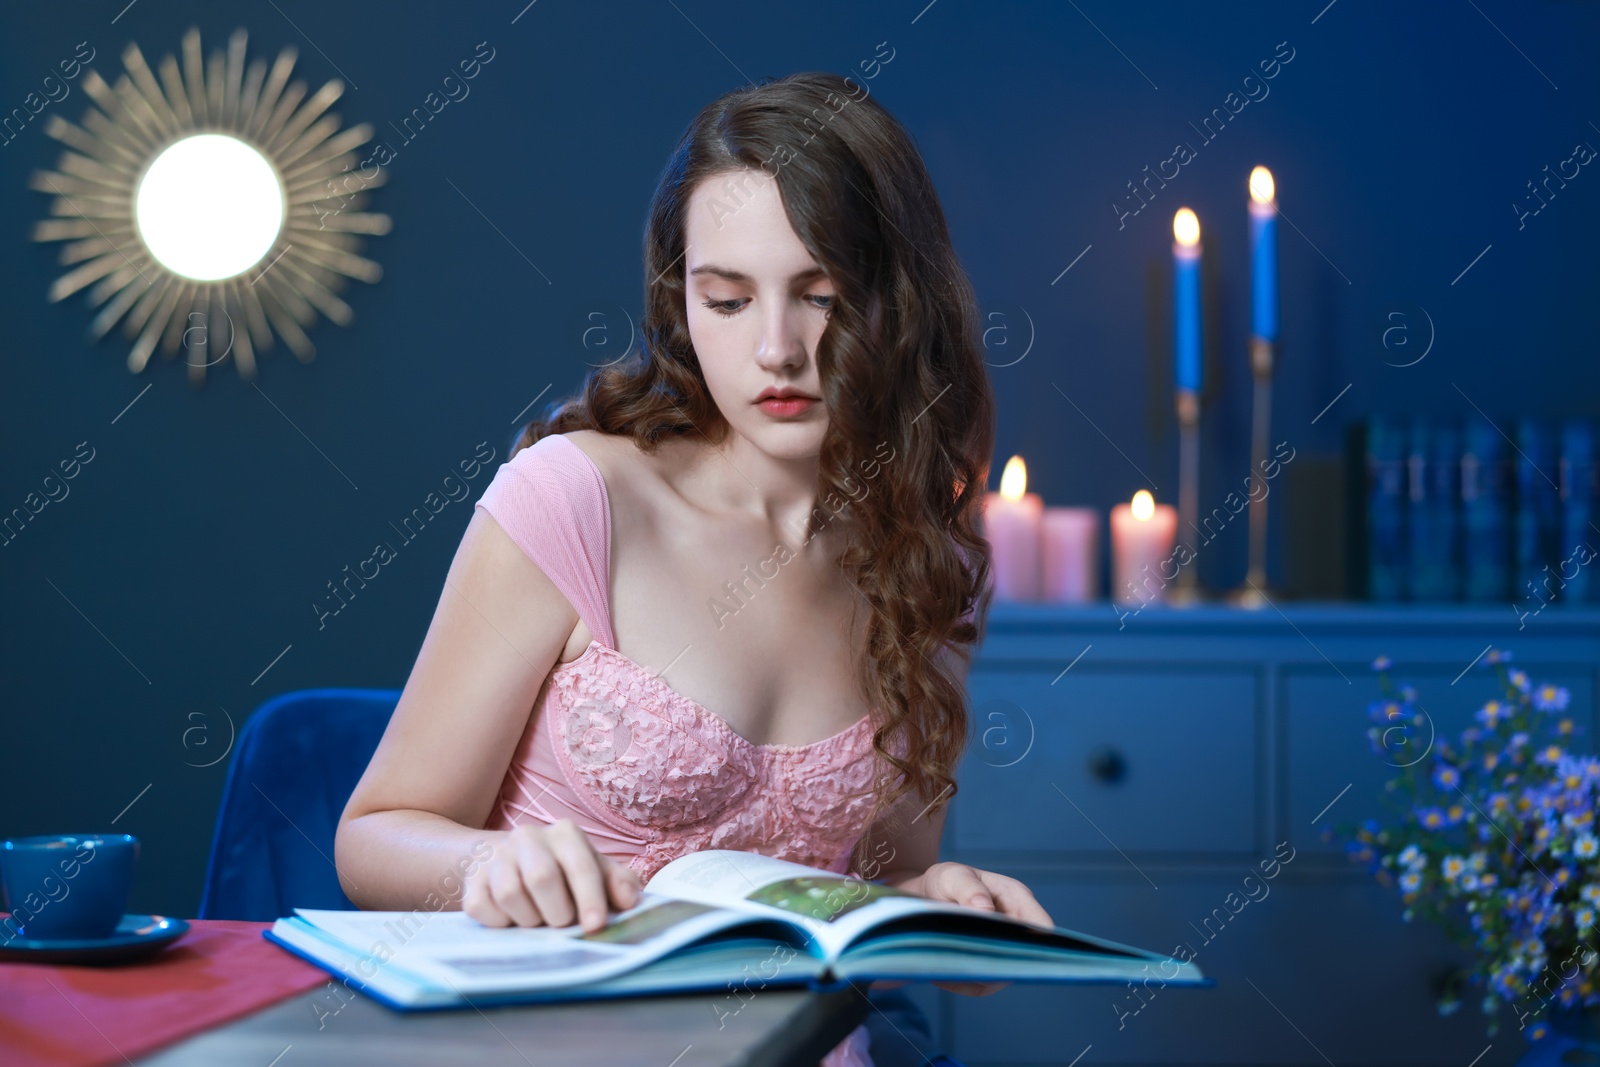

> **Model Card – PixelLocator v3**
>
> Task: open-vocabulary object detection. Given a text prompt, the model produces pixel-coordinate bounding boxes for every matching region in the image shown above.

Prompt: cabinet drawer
[953,668,1257,855]
[941,872,1515,1066]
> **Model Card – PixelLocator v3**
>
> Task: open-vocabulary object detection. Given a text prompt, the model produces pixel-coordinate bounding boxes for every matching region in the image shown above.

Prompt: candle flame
[1131,489,1155,521]
[1173,207,1200,246]
[999,455,1028,501]
[1249,166,1275,205]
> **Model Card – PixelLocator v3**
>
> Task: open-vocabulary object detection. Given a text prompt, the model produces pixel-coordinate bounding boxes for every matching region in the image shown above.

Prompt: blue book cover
[1366,416,1406,601]
[1405,418,1460,600]
[1513,418,1562,609]
[1559,419,1596,604]
[1461,420,1510,602]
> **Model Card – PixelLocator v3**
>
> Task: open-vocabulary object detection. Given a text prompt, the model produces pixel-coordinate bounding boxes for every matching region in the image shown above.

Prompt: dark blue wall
[1,1,1596,915]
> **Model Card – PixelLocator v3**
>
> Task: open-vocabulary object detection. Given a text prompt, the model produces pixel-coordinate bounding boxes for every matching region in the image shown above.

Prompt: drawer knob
[1087,746,1126,784]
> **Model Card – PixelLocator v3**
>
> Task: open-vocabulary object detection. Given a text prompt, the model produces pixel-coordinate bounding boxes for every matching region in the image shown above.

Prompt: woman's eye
[698,294,832,316]
[701,297,746,316]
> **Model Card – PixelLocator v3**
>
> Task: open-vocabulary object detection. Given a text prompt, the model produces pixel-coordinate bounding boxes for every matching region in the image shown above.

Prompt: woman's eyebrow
[687,264,828,284]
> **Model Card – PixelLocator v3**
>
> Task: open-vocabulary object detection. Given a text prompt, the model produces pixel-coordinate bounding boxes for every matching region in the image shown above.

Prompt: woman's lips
[756,396,816,417]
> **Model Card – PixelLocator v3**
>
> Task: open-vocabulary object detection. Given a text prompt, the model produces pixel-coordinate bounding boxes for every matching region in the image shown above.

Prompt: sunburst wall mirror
[28,27,390,383]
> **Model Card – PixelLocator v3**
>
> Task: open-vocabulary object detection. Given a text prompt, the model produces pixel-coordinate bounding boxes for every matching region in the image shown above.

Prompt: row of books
[1353,416,1596,605]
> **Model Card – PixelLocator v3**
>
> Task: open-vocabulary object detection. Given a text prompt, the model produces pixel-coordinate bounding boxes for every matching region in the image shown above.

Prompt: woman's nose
[754,302,806,371]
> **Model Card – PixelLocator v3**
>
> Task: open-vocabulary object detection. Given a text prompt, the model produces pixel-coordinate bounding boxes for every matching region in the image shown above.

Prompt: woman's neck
[670,432,832,555]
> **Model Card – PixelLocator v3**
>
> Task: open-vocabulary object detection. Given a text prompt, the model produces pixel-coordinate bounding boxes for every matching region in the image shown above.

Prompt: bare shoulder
[556,428,687,498]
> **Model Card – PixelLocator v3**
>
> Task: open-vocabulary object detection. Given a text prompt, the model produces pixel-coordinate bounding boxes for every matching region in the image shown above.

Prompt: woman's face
[683,168,833,461]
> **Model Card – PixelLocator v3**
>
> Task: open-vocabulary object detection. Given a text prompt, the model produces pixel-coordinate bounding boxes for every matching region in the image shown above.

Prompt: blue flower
[1510,669,1531,693]
[1536,744,1566,767]
[1371,655,1392,672]
[1433,763,1462,790]
[1368,699,1402,725]
[1534,685,1571,713]
[1485,648,1513,665]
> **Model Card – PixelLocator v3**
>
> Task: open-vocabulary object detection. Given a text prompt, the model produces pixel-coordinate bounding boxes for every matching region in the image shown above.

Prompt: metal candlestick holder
[1233,335,1275,609]
[1169,387,1202,606]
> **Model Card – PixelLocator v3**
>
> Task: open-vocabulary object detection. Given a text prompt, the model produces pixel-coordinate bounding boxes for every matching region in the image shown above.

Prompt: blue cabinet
[922,601,1600,1066]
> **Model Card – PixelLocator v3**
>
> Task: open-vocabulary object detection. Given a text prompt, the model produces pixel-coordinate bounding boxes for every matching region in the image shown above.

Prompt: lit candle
[982,455,1042,601]
[1041,507,1099,602]
[1173,207,1202,393]
[1249,166,1278,343]
[1110,489,1178,605]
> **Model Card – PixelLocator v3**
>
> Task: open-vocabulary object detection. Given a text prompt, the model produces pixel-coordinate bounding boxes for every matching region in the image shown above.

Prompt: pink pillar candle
[982,456,1042,601]
[1041,507,1098,602]
[983,492,1043,601]
[1110,491,1178,605]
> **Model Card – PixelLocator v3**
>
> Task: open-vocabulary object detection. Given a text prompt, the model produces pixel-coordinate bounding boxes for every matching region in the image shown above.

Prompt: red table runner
[0,913,331,1067]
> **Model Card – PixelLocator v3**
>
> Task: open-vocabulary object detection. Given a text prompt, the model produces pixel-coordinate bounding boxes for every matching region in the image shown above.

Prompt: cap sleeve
[473,434,616,650]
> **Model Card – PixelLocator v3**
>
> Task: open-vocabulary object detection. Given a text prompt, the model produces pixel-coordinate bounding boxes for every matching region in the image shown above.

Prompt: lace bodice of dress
[545,638,886,883]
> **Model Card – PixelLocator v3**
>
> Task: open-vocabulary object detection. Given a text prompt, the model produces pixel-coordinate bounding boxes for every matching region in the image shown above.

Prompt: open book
[265,850,1208,1011]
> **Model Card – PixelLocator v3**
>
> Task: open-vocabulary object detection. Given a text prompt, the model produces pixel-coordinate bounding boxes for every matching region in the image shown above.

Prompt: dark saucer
[0,914,190,964]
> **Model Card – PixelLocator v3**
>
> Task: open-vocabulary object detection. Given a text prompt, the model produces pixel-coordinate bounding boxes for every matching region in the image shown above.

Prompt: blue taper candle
[1249,166,1278,343]
[1173,208,1202,392]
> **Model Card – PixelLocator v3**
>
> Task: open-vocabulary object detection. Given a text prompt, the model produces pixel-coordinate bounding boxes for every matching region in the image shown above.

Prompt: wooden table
[131,978,873,1066]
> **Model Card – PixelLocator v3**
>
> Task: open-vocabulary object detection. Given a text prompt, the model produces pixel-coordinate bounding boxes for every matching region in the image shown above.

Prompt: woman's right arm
[333,507,641,932]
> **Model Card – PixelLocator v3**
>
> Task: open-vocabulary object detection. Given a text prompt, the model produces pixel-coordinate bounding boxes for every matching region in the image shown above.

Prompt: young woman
[334,71,1052,1067]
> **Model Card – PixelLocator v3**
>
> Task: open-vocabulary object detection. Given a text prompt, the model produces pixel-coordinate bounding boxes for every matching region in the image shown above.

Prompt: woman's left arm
[857,646,1056,996]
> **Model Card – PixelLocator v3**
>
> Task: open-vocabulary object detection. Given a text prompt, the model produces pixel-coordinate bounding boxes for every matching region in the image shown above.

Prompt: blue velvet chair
[199,687,961,1066]
[198,687,400,921]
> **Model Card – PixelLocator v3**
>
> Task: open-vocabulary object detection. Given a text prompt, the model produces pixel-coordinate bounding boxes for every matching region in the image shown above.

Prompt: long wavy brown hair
[512,71,996,850]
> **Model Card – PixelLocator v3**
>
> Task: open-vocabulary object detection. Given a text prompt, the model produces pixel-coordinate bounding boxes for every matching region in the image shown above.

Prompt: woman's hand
[462,819,643,933]
[893,861,1055,997]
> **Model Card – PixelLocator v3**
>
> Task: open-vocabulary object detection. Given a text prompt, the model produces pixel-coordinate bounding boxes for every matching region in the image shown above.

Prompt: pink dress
[474,432,886,1067]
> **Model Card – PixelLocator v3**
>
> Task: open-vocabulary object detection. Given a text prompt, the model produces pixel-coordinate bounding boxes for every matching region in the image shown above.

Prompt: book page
[648,850,977,960]
[647,849,844,904]
[290,891,795,995]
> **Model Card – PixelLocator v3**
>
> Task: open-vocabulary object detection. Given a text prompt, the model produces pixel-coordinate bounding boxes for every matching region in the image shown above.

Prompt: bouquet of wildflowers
[1338,648,1593,1041]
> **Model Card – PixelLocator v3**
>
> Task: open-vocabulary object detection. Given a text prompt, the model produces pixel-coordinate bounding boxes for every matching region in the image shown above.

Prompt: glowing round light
[999,455,1028,501]
[1249,165,1275,205]
[1131,489,1155,522]
[134,134,285,281]
[1173,207,1200,246]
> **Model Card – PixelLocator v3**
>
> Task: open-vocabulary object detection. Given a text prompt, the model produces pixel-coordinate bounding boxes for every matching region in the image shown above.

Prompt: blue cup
[1,834,138,941]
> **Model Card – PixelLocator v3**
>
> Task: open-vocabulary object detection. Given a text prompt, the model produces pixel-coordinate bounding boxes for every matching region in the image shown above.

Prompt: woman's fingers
[602,855,644,912]
[514,830,576,927]
[462,866,511,926]
[548,824,613,931]
[977,871,1055,929]
[462,823,640,931]
[930,862,998,911]
[929,863,1055,930]
[486,847,545,927]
